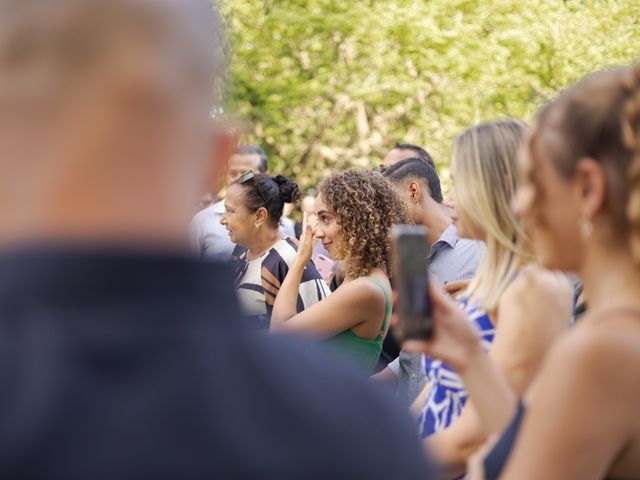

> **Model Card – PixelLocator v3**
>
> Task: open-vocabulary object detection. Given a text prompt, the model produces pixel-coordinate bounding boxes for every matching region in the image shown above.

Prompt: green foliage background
[221,0,639,190]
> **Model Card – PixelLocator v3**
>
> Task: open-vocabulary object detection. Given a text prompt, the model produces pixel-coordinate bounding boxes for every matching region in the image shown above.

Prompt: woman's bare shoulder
[332,275,387,309]
[505,265,573,301]
[546,310,640,383]
[497,265,573,329]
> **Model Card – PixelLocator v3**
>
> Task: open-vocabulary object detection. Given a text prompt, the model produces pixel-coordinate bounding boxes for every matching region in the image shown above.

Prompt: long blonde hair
[452,119,533,313]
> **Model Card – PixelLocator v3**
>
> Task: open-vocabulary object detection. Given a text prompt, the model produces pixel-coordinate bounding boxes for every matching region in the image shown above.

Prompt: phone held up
[391,225,433,342]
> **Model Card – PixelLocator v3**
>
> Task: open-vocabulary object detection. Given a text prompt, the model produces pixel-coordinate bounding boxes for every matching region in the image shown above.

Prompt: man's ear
[204,124,238,197]
[575,157,606,217]
[408,180,421,204]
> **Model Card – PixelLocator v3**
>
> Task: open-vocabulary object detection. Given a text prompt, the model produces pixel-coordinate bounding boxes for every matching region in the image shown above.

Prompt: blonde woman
[413,119,573,478]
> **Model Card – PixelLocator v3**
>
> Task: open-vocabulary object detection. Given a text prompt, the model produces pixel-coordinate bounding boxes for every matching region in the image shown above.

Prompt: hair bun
[273,175,300,203]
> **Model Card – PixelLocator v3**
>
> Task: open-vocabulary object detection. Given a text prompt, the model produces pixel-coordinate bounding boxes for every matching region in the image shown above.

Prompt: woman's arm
[271,214,385,339]
[271,275,385,340]
[409,381,430,418]
[411,269,573,473]
[488,268,573,395]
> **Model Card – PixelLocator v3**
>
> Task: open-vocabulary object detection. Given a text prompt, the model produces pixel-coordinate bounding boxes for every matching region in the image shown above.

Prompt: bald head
[0,0,234,249]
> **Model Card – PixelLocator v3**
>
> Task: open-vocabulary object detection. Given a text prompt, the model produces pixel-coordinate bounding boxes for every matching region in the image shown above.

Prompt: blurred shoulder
[570,308,640,360]
[192,201,223,223]
[544,309,640,386]
[249,334,432,477]
[503,265,573,303]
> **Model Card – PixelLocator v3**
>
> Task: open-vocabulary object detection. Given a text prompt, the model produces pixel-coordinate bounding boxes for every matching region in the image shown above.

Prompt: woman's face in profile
[443,181,485,241]
[514,131,584,271]
[220,184,256,248]
[313,195,343,259]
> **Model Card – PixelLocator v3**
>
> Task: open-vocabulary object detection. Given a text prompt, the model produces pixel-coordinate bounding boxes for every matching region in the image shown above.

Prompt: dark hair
[237,144,268,173]
[238,173,300,228]
[383,156,443,203]
[394,143,436,169]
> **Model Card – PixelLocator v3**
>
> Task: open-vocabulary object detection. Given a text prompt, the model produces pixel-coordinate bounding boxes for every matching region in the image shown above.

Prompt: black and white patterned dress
[230,238,331,330]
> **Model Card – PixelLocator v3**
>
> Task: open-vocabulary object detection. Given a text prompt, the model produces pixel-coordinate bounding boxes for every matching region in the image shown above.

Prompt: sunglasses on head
[237,169,267,208]
[238,169,255,184]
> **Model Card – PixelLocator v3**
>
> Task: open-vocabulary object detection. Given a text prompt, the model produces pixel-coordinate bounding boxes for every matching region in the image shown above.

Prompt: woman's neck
[246,228,283,260]
[579,241,640,313]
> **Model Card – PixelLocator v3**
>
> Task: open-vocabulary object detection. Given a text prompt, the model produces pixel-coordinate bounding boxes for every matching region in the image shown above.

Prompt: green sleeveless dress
[317,276,391,374]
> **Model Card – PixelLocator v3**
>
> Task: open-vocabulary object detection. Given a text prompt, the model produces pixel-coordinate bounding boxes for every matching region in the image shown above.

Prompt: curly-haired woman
[271,169,409,373]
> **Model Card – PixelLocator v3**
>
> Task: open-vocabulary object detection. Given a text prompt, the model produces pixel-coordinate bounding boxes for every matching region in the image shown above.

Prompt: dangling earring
[580,218,593,239]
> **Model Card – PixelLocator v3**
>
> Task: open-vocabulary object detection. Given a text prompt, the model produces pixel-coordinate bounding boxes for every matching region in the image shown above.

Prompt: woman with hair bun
[221,171,330,331]
[407,64,640,479]
[271,169,410,374]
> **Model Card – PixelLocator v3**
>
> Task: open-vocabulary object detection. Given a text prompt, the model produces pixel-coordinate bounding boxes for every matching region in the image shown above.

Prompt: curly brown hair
[319,168,411,278]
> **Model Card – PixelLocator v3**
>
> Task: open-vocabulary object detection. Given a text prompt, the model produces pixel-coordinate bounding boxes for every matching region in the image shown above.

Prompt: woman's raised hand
[404,282,483,373]
[296,211,316,265]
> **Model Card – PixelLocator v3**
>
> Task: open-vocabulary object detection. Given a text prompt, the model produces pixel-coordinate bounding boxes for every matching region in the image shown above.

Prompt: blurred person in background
[195,191,215,212]
[295,192,317,238]
[410,120,573,478]
[372,157,483,404]
[383,142,436,170]
[271,169,410,374]
[409,64,640,480]
[0,0,434,478]
[191,144,294,260]
[223,172,330,330]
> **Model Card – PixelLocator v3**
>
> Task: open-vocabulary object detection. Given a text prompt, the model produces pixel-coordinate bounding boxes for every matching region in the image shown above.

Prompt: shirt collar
[213,200,225,214]
[431,224,459,250]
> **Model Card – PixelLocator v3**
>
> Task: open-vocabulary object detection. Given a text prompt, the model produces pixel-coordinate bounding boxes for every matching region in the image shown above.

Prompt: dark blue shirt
[0,246,432,479]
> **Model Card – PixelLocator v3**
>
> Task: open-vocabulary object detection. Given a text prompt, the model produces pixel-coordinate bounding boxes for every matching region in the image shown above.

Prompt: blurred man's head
[383,157,444,226]
[383,143,435,170]
[226,145,268,185]
[0,0,234,248]
[301,195,316,215]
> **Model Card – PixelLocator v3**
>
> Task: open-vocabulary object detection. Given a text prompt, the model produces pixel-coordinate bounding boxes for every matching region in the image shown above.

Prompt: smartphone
[391,225,433,341]
[314,253,335,280]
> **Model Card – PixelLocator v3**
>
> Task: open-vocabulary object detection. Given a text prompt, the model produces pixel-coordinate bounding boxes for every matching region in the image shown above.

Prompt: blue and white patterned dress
[418,297,495,438]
